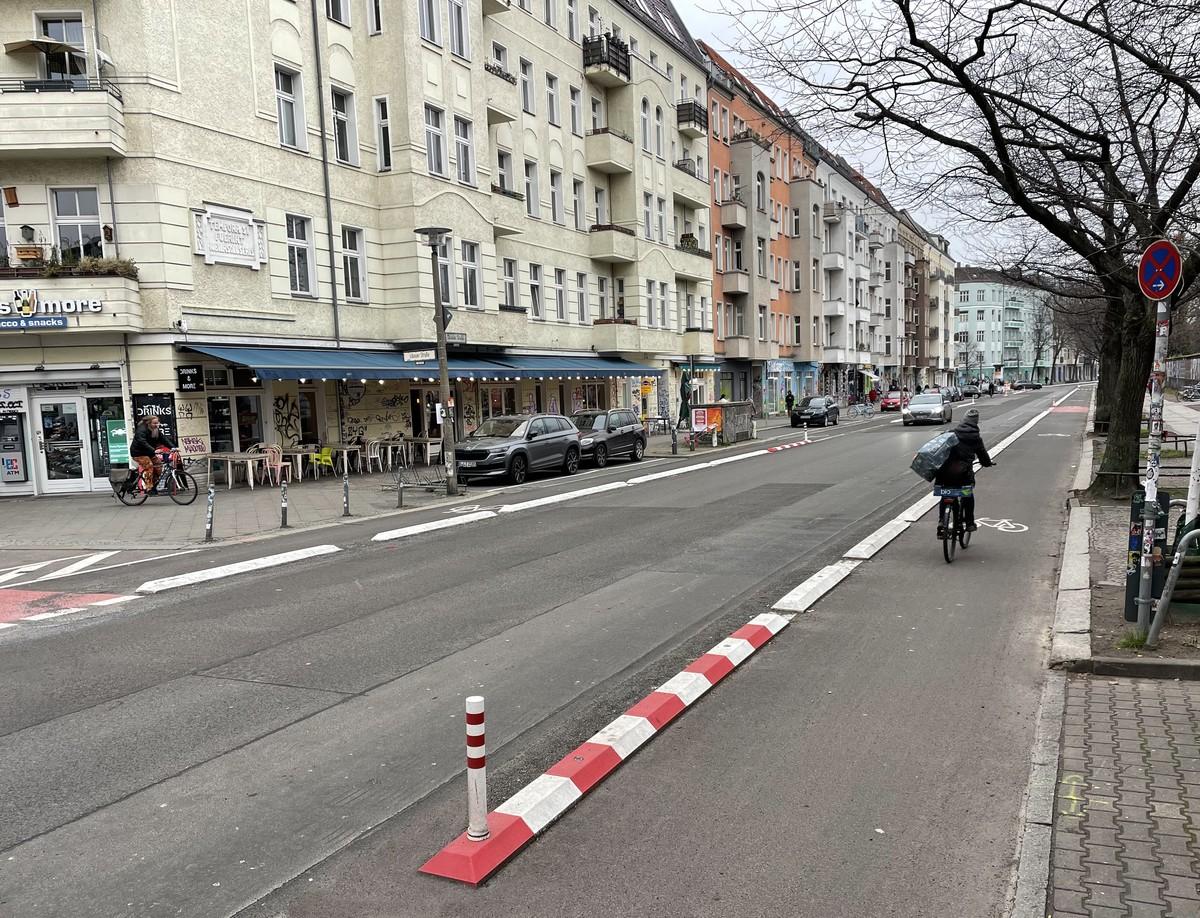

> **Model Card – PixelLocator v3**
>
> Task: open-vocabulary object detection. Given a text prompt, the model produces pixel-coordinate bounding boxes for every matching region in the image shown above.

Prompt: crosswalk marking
[32,551,119,581]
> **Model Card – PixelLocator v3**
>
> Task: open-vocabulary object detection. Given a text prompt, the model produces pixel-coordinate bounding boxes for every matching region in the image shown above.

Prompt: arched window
[812,204,820,237]
[755,172,766,211]
[654,106,663,156]
[640,98,650,151]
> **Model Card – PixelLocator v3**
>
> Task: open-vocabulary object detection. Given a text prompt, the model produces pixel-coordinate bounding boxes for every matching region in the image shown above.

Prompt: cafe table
[205,451,267,490]
[326,443,364,476]
[279,447,317,482]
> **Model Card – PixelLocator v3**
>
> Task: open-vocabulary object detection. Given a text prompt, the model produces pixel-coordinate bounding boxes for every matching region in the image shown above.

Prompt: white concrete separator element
[844,519,911,560]
[657,671,713,705]
[745,611,792,635]
[136,545,342,594]
[707,449,769,467]
[706,636,757,666]
[588,714,657,759]
[899,494,941,523]
[493,774,582,834]
[773,560,861,612]
[372,511,497,542]
[497,481,627,513]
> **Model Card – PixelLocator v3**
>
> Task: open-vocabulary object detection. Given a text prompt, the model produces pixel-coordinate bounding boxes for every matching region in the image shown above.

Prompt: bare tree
[728,0,1200,482]
[957,337,982,380]
[1029,302,1053,383]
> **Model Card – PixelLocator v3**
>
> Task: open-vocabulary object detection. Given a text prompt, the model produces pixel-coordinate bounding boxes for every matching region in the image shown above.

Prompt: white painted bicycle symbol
[975,518,1028,533]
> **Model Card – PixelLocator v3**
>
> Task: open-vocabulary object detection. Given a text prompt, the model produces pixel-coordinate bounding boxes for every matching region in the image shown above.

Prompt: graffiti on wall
[272,394,302,447]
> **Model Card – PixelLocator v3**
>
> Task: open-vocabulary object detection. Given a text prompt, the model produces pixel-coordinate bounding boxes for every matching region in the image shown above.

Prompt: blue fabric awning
[183,345,661,381]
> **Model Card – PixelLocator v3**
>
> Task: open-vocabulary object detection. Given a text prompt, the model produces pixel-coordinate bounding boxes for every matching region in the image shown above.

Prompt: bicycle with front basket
[112,449,198,506]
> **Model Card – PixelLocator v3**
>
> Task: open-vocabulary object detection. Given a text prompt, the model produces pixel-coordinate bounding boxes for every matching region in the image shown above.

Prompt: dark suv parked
[571,408,646,467]
[456,414,580,484]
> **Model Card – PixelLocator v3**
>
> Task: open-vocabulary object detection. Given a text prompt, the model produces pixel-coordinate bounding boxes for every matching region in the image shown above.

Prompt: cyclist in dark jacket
[934,408,993,531]
[131,416,176,489]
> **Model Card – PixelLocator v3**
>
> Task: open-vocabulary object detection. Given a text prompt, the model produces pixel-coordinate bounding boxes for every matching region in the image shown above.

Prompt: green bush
[71,256,139,280]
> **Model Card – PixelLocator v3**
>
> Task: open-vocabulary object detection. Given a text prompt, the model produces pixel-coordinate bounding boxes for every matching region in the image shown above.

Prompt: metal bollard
[751,420,757,440]
[280,479,289,529]
[670,424,678,455]
[711,427,718,448]
[803,422,810,444]
[396,475,404,509]
[465,695,489,841]
[204,483,215,542]
[342,471,350,517]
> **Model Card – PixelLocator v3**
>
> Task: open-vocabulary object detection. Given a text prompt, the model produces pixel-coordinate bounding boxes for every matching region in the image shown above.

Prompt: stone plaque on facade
[192,203,268,270]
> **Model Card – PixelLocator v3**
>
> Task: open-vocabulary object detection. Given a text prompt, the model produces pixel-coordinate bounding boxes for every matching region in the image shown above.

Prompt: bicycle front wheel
[168,470,198,505]
[943,503,958,564]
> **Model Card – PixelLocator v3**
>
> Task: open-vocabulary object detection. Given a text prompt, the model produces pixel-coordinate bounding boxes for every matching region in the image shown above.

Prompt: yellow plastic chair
[308,446,335,479]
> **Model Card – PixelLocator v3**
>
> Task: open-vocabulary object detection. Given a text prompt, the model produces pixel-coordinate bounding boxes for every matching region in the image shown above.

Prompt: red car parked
[880,389,909,411]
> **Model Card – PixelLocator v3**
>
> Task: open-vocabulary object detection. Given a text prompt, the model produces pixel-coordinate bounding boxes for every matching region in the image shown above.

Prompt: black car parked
[571,408,646,467]
[791,396,839,428]
[455,414,580,484]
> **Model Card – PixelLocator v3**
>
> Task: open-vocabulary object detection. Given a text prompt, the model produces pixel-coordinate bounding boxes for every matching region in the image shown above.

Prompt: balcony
[676,99,708,139]
[904,251,916,266]
[482,0,510,13]
[854,262,871,283]
[683,327,716,358]
[672,241,711,281]
[1005,319,1023,329]
[822,252,845,272]
[588,224,638,262]
[719,199,747,229]
[0,78,125,158]
[722,270,751,296]
[823,345,849,363]
[869,270,883,288]
[671,159,710,209]
[928,326,940,340]
[823,201,843,223]
[592,318,640,351]
[582,34,631,86]
[585,128,634,174]
[0,269,142,333]
[822,298,846,317]
[856,306,871,325]
[854,215,869,237]
[852,349,871,364]
[868,230,884,251]
[484,62,518,124]
[723,335,757,360]
[491,185,525,236]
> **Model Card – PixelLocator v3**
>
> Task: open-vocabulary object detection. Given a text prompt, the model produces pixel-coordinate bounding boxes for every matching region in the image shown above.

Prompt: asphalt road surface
[0,386,1089,918]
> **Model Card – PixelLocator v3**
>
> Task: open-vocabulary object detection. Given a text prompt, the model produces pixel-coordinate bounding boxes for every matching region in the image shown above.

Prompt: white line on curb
[136,545,342,593]
[773,560,860,612]
[372,511,497,542]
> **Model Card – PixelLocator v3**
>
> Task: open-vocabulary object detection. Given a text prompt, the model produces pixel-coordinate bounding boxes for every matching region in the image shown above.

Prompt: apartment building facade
[0,0,712,497]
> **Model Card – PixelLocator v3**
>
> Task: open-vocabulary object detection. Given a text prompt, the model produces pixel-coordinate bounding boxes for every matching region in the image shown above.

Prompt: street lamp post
[415,226,458,497]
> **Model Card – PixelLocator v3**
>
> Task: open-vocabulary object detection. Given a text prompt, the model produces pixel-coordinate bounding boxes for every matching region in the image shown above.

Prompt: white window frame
[569,86,582,136]
[341,225,367,301]
[576,271,588,322]
[529,264,543,318]
[550,169,564,223]
[419,0,440,43]
[598,276,609,318]
[368,0,383,33]
[437,239,455,306]
[525,160,540,217]
[448,0,470,58]
[654,106,663,156]
[643,193,652,239]
[497,149,513,191]
[461,241,480,308]
[573,178,585,231]
[425,104,446,176]
[553,268,567,320]
[285,213,316,296]
[656,197,665,243]
[520,59,535,114]
[646,280,656,326]
[567,0,579,41]
[327,0,350,25]
[640,98,650,151]
[544,0,556,27]
[50,186,102,264]
[374,97,391,171]
[546,73,560,126]
[331,86,358,166]
[275,65,306,151]
[659,281,668,327]
[502,258,518,308]
[454,116,475,185]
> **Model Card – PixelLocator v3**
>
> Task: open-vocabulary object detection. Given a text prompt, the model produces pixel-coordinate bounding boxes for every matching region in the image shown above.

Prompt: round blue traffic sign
[1139,239,1183,301]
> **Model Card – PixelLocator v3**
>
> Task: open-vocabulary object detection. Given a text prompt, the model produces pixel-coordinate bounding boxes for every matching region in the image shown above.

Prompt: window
[553,269,567,319]
[569,87,582,135]
[524,160,539,216]
[52,188,101,264]
[449,0,470,56]
[793,260,802,290]
[492,42,508,69]
[454,117,474,184]
[640,98,650,151]
[654,106,663,156]
[959,289,970,303]
[591,96,603,130]
[567,0,579,40]
[792,208,801,236]
[424,105,446,175]
[615,278,625,318]
[598,276,609,318]
[656,197,665,242]
[285,214,314,295]
[546,74,560,125]
[341,226,366,300]
[885,261,892,281]
[646,280,656,326]
[374,98,391,171]
[502,258,518,308]
[461,242,480,307]
[529,264,543,317]
[497,150,513,190]
[976,310,984,322]
[715,234,723,271]
[275,67,303,149]
[812,259,820,291]
[544,0,556,27]
[549,170,564,223]
[520,60,535,113]
[756,238,766,276]
[755,172,766,210]
[39,16,86,83]
[733,239,743,271]
[331,88,357,164]
[758,305,768,341]
[594,186,607,224]
[573,179,585,230]
[977,330,985,342]
[327,0,350,24]
[432,239,453,306]
[643,193,653,239]
[576,272,588,321]
[588,5,600,36]
[977,289,986,302]
[368,0,382,33]
[419,0,439,42]
[659,282,668,327]
[649,50,657,68]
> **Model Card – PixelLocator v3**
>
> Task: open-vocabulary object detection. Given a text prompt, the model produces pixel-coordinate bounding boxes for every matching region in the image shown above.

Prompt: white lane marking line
[890,419,903,424]
[136,545,341,594]
[1,549,204,589]
[23,607,87,622]
[372,511,497,542]
[844,519,911,560]
[0,622,17,630]
[626,464,711,485]
[991,409,1052,457]
[0,560,63,586]
[89,595,138,607]
[0,553,89,577]
[1052,386,1082,407]
[773,560,860,613]
[32,551,118,581]
[494,774,582,834]
[707,449,769,466]
[498,481,627,514]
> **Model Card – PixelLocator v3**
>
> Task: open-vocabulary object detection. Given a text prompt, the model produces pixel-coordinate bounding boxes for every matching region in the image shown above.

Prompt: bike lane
[234,387,1092,917]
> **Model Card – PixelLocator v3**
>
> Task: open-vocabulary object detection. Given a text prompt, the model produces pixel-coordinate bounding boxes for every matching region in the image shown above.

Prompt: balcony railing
[0,77,122,102]
[589,222,636,236]
[582,34,631,82]
[491,184,524,200]
[587,126,633,144]
[673,157,698,177]
[483,60,517,84]
[676,98,708,134]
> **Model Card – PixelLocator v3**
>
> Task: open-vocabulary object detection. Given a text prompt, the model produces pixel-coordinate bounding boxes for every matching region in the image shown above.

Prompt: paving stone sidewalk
[1049,675,1200,917]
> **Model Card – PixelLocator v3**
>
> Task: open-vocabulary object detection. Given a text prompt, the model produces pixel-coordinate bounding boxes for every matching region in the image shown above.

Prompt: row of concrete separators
[417,385,1085,885]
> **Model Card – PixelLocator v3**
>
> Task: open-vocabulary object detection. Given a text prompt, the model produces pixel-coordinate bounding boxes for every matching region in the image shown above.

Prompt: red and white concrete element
[466,695,489,841]
[419,610,793,885]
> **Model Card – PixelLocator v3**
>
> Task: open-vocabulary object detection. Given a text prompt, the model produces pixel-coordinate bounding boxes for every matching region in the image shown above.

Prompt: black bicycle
[113,451,198,506]
[935,485,973,563]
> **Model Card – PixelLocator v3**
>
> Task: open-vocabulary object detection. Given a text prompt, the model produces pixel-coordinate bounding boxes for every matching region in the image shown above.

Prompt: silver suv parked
[455,414,581,484]
[571,408,646,467]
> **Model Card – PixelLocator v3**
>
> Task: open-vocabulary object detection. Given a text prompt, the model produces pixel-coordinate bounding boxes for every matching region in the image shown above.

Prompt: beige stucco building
[0,0,711,496]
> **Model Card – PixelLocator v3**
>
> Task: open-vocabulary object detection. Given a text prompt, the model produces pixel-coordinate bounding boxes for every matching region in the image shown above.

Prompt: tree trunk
[1096,293,1154,485]
[1094,289,1126,426]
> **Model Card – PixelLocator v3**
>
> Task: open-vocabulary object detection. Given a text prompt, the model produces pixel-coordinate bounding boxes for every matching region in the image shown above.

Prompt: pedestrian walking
[785,390,795,414]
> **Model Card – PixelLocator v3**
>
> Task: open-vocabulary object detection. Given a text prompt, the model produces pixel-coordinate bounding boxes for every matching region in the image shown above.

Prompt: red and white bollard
[803,422,810,444]
[465,695,489,841]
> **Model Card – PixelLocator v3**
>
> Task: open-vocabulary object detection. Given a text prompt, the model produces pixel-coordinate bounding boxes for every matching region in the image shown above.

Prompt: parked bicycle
[935,484,973,563]
[112,449,198,506]
[848,402,876,419]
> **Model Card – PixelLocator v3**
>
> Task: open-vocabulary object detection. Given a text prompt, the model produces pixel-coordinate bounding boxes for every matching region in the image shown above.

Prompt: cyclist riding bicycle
[131,416,176,490]
[933,408,993,531]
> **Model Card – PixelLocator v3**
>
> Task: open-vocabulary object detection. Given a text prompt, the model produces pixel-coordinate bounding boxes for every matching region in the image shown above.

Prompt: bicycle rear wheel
[959,523,972,550]
[168,470,198,505]
[942,503,957,563]
[116,474,149,506]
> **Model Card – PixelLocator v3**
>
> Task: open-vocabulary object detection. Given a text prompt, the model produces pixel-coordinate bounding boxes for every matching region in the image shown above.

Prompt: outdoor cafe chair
[308,447,335,479]
[260,445,292,486]
[366,440,386,474]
